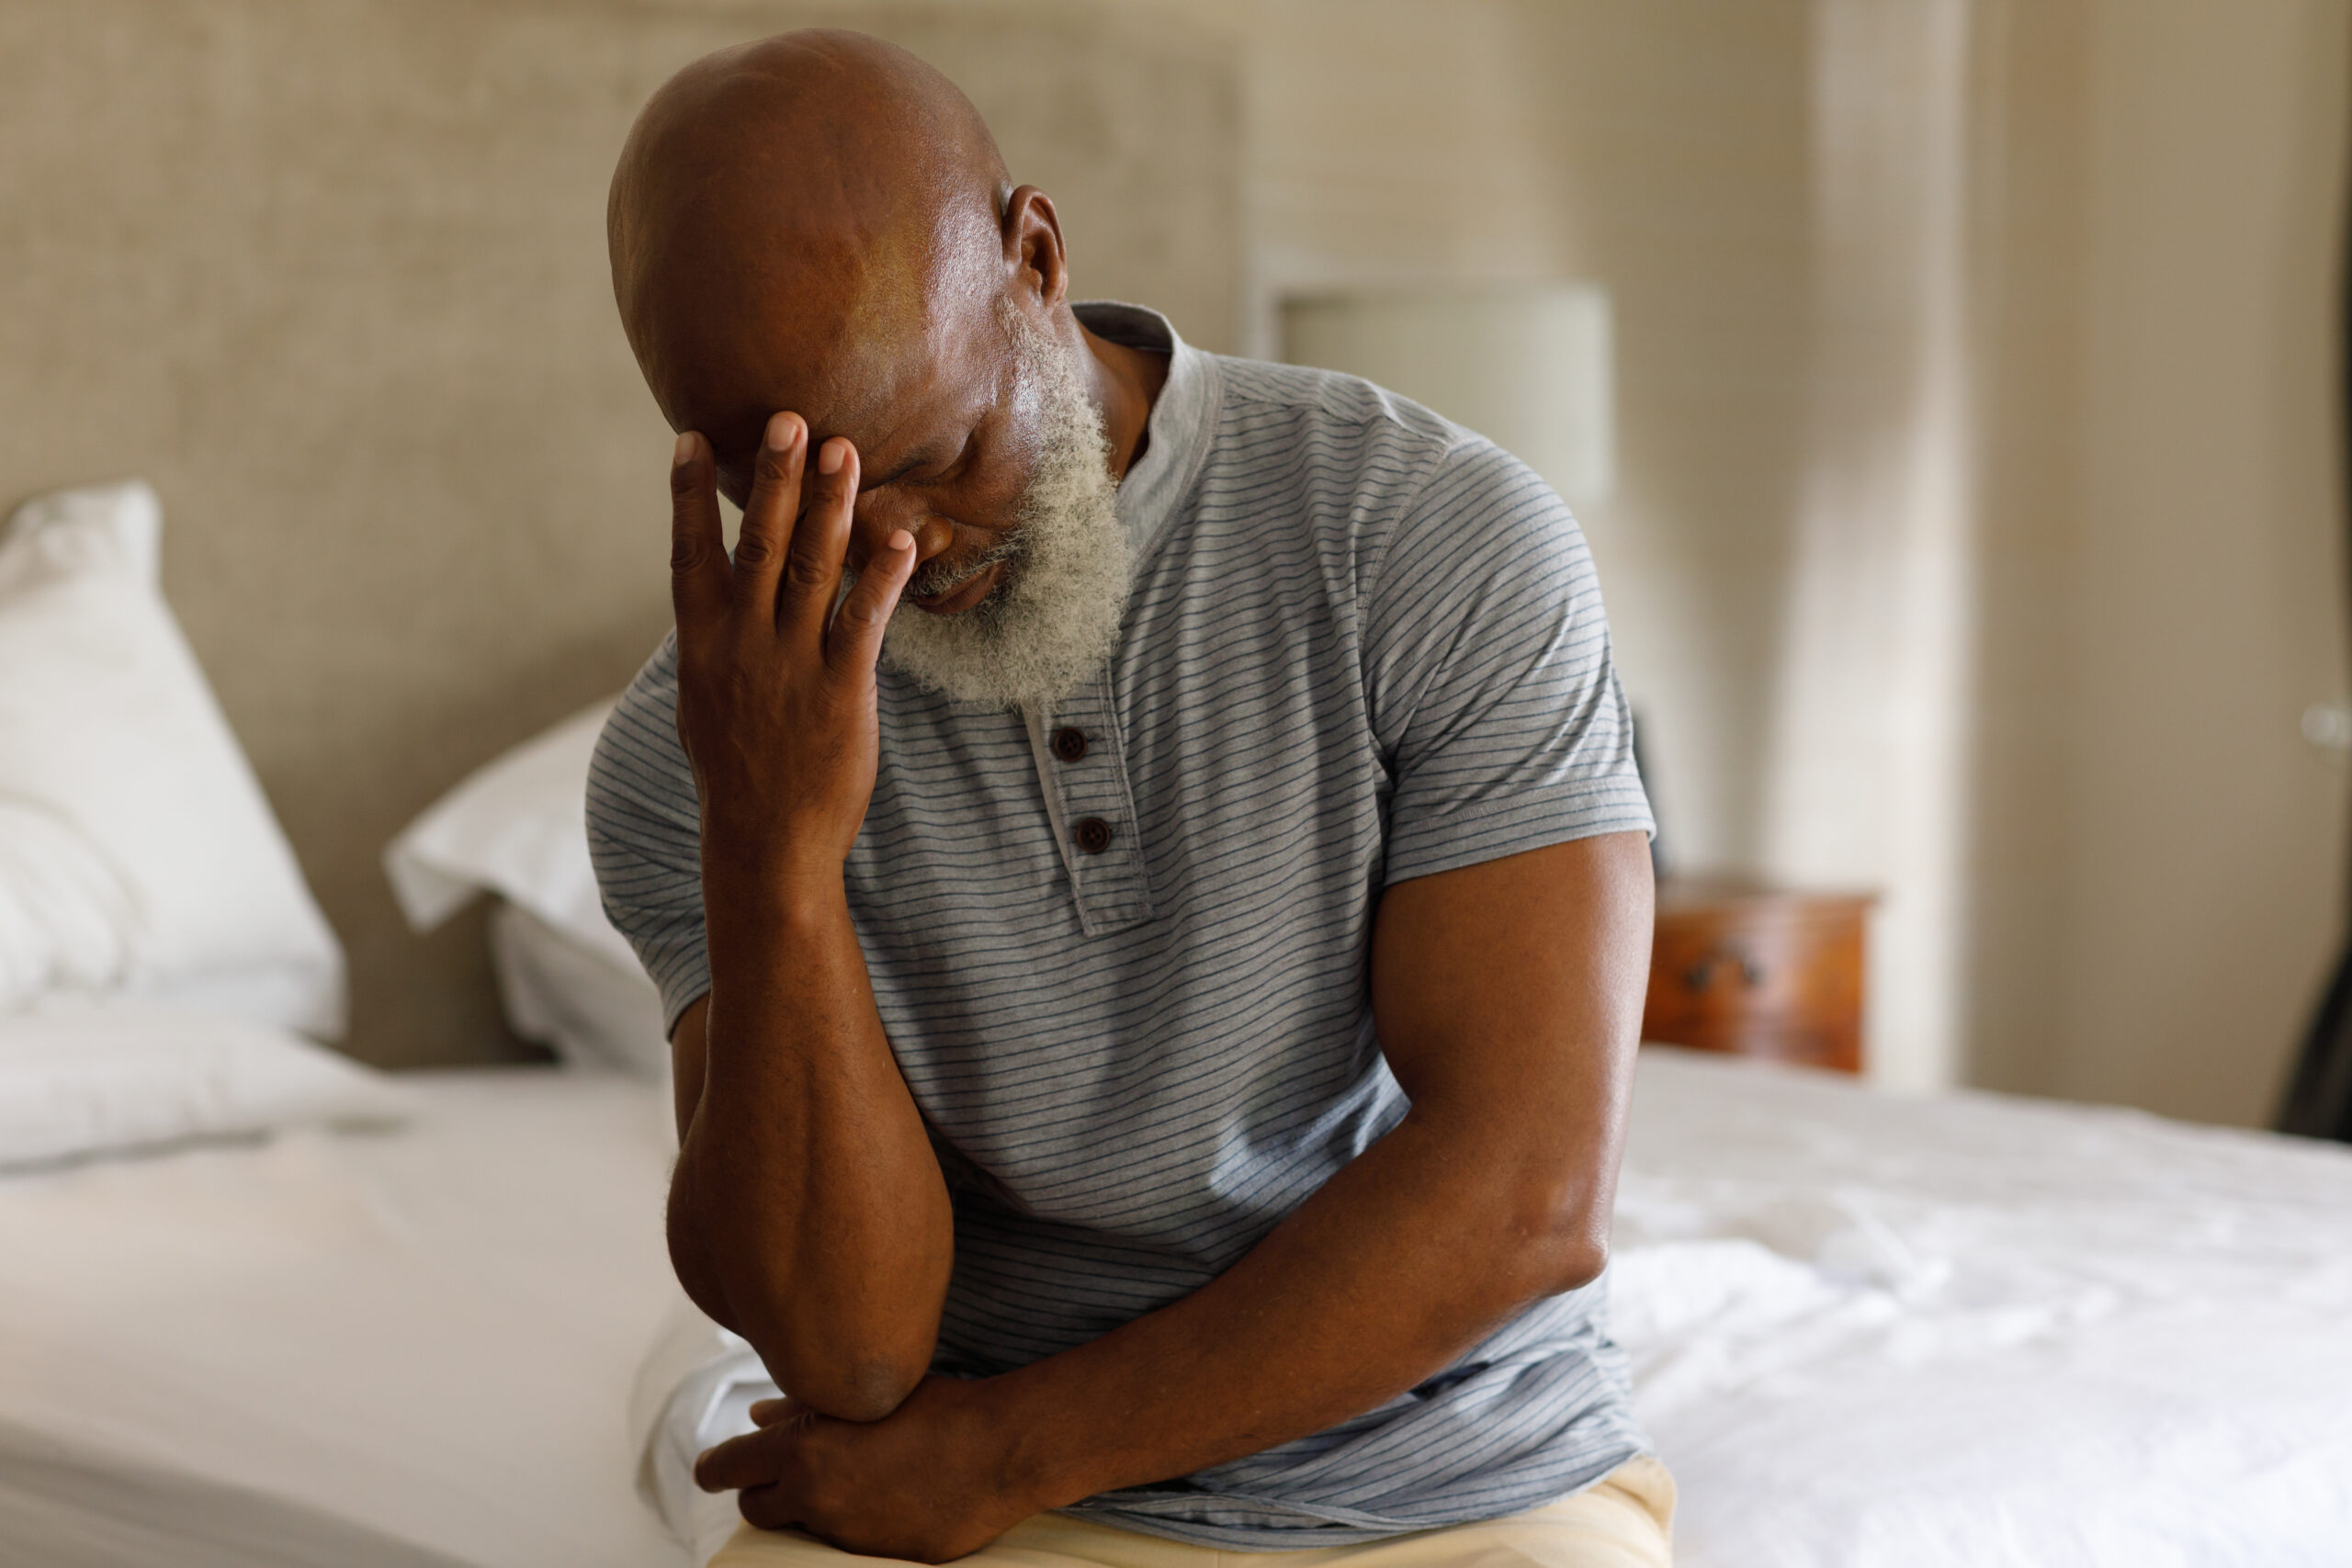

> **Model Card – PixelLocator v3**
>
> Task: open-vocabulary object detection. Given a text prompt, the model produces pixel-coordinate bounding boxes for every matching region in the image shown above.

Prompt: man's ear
[1001,185,1069,310]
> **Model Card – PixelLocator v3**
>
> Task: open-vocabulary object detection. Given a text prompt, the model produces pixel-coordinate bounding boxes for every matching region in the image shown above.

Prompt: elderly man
[589,28,1668,1568]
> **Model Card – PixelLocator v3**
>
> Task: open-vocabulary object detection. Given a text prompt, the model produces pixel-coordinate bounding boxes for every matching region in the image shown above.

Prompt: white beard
[877,307,1129,711]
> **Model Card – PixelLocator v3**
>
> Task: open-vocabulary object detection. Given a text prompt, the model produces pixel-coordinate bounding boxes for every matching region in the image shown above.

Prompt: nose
[849,491,953,572]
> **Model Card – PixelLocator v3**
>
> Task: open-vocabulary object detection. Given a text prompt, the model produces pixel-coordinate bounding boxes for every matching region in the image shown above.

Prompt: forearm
[674,876,954,1420]
[985,1097,1616,1509]
[978,836,1648,1507]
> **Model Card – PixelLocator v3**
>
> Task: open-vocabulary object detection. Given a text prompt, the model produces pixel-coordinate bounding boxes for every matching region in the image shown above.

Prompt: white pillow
[490,901,671,1081]
[0,998,412,1171]
[384,701,671,1077]
[384,700,641,970]
[0,481,346,1037]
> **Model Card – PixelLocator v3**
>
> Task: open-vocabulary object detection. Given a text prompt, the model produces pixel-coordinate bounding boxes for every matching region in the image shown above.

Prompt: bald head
[608,30,1013,458]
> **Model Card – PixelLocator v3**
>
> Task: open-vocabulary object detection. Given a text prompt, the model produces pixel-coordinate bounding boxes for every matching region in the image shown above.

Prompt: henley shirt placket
[1023,671,1154,936]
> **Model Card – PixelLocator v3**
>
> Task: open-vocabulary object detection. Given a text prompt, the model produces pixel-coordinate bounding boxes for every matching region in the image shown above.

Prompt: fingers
[695,1398,819,1492]
[669,432,729,632]
[695,1425,786,1494]
[749,1394,809,1427]
[734,412,808,615]
[827,527,917,677]
[738,1482,803,1533]
[778,435,860,638]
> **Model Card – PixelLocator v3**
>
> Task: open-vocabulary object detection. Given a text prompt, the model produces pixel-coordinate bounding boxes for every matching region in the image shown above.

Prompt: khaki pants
[709,1455,1675,1568]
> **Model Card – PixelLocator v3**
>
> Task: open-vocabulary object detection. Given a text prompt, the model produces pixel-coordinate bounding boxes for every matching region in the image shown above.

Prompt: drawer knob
[1683,945,1765,993]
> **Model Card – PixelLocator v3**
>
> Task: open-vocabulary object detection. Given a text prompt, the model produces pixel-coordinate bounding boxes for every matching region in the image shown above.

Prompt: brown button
[1051,726,1088,762]
[1073,817,1114,855]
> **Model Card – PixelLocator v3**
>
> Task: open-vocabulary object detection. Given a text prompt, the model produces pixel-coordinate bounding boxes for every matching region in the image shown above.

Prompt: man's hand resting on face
[669,412,914,893]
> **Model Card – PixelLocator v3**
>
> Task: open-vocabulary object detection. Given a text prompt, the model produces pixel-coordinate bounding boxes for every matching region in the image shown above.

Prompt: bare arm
[662,415,952,1422]
[697,829,1655,1559]
[988,829,1654,1492]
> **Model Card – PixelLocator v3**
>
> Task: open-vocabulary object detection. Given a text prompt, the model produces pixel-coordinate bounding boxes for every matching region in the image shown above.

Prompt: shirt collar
[1072,300,1220,567]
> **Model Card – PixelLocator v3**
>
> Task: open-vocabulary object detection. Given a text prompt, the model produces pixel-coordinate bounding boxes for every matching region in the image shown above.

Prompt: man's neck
[1080,324,1171,483]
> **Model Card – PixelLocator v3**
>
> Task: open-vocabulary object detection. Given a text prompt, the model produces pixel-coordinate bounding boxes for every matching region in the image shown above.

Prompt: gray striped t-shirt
[587,302,1655,1548]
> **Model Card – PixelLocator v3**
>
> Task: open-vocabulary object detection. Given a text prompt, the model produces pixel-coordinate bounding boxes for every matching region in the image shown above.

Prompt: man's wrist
[700,863,857,998]
[967,1364,1113,1519]
[703,851,845,925]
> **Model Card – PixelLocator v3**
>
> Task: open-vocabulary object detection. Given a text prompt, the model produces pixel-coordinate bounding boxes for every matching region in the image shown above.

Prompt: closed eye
[864,430,977,493]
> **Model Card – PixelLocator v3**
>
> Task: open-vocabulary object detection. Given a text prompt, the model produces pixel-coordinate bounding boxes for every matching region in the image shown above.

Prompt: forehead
[662,233,1005,468]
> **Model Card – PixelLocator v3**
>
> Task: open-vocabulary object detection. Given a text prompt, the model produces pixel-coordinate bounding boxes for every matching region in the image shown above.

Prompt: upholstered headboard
[0,0,1240,1065]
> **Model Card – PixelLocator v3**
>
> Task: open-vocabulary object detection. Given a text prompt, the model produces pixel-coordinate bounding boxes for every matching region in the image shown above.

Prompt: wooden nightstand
[1641,878,1872,1075]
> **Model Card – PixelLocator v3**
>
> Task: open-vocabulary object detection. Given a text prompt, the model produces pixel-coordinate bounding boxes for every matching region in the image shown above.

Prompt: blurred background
[4,0,2346,1130]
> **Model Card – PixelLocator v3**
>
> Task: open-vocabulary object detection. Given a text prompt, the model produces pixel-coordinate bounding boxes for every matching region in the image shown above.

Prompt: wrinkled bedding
[1615,1048,2352,1567]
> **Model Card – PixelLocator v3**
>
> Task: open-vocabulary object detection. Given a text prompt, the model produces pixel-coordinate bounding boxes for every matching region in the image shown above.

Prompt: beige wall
[0,0,1238,1066]
[1962,0,2097,1109]
[1957,0,2352,1125]
[2034,0,2349,1122]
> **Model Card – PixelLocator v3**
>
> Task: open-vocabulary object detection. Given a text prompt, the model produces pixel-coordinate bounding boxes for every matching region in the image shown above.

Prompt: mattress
[0,1068,683,1568]
[1616,1048,2352,1567]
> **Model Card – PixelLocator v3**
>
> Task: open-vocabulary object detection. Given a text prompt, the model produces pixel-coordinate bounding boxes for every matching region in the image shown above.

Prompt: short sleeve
[1364,437,1653,886]
[584,632,712,1035]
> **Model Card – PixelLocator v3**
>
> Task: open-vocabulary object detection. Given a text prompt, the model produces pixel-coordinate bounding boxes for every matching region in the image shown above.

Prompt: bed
[8,1043,2351,1568]
[6,1039,2348,1568]
[6,480,2352,1566]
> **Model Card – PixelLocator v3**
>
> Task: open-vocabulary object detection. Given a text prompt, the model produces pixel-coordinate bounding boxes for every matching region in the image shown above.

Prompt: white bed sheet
[0,1068,682,1568]
[1617,1048,2352,1567]
[62,1045,2330,1568]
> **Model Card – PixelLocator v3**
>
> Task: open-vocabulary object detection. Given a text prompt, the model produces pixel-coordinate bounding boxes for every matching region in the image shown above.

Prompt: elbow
[1506,1179,1612,1299]
[781,1350,929,1423]
[1541,1232,1610,1296]
[664,1235,933,1421]
[723,1283,935,1422]
[729,1277,936,1422]
[665,1179,945,1422]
